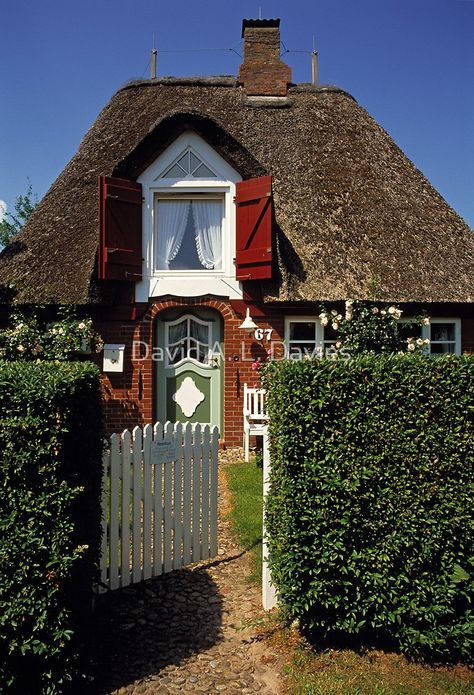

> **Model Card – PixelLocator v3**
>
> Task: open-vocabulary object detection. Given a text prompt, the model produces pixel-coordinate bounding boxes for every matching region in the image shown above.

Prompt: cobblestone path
[94,449,282,695]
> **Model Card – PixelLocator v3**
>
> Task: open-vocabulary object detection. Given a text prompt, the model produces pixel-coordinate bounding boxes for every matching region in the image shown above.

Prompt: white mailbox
[103,344,125,373]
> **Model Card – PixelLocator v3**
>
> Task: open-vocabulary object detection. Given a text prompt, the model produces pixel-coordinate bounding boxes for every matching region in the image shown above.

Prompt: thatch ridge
[0,80,472,305]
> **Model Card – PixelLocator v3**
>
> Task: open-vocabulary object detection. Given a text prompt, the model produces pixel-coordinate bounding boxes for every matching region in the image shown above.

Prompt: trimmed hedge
[0,361,103,692]
[264,355,474,661]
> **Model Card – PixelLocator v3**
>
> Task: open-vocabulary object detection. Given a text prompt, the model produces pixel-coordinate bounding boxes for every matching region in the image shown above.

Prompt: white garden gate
[99,422,219,591]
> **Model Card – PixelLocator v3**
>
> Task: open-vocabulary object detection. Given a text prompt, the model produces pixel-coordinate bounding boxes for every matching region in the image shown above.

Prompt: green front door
[155,309,222,431]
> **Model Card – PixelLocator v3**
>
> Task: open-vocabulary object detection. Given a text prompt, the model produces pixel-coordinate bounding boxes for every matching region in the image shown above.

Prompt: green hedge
[264,355,474,661]
[0,361,103,692]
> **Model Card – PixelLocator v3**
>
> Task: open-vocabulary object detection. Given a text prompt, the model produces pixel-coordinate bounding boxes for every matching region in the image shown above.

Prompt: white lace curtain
[156,200,191,270]
[156,199,222,270]
[192,200,222,270]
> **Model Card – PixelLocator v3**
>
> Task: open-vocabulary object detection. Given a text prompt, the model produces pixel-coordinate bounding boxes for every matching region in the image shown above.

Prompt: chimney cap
[241,18,280,38]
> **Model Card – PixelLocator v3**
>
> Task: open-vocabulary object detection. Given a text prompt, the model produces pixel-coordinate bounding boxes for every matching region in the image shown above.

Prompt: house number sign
[150,439,179,465]
[254,328,273,341]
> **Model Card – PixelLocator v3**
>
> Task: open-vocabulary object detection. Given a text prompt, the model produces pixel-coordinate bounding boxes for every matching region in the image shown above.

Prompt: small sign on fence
[150,439,179,465]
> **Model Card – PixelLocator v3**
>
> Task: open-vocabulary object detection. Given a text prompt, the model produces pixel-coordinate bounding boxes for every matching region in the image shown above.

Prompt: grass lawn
[281,638,474,695]
[223,454,263,583]
[224,456,474,695]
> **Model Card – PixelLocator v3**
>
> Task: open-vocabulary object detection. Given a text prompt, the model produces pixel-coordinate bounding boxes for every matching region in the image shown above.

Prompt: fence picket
[132,427,143,584]
[173,423,183,570]
[192,424,202,562]
[109,433,121,590]
[210,426,219,558]
[121,430,132,587]
[143,424,153,580]
[153,422,164,575]
[163,422,174,573]
[201,425,210,560]
[182,423,193,565]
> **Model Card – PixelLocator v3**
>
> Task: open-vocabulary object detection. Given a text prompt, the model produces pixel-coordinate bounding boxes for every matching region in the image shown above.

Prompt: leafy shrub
[0,306,103,360]
[0,361,103,692]
[264,355,473,662]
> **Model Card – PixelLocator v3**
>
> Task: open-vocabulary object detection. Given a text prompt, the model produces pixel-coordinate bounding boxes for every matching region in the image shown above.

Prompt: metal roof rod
[311,35,318,87]
[151,34,157,79]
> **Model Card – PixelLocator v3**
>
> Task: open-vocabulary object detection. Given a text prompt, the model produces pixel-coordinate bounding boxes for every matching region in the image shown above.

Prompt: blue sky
[1,0,473,228]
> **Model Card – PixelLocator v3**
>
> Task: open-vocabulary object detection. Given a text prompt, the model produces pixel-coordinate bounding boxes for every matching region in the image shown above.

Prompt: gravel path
[93,448,282,695]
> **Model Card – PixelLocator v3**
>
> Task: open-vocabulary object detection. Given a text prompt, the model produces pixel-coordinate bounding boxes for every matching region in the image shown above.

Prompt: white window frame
[426,318,461,355]
[398,317,461,355]
[136,131,243,301]
[284,316,331,359]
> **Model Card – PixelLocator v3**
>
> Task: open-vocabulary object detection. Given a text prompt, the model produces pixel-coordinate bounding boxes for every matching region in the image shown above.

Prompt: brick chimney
[238,19,292,97]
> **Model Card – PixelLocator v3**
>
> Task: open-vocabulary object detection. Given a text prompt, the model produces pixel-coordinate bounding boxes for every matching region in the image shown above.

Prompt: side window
[398,318,461,355]
[429,319,460,355]
[285,318,334,358]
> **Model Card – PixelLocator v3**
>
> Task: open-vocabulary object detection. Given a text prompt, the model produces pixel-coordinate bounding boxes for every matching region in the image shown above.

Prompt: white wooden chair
[243,383,267,462]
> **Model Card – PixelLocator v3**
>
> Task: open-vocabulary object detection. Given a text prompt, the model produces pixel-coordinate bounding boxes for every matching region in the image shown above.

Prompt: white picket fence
[99,422,219,591]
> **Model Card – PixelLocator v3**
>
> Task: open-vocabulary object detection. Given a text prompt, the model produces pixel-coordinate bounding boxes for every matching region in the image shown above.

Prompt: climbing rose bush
[0,307,103,360]
[319,300,429,357]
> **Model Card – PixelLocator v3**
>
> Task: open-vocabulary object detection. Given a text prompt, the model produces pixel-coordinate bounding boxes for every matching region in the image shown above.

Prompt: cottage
[1,18,473,445]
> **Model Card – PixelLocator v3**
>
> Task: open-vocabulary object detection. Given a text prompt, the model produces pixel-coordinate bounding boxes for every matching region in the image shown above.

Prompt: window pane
[162,163,186,178]
[193,163,215,178]
[168,319,187,344]
[189,152,201,172]
[190,320,209,344]
[289,342,318,358]
[431,342,455,354]
[289,322,316,341]
[177,151,190,173]
[431,323,455,342]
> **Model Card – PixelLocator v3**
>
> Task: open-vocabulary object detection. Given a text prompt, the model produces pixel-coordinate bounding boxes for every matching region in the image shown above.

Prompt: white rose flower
[320,316,328,326]
[78,322,86,330]
[372,307,379,315]
[424,338,430,345]
[345,299,353,308]
[58,327,64,335]
[331,310,338,316]
[408,343,416,352]
[336,341,342,349]
[17,345,25,352]
[416,338,424,346]
[319,312,327,319]
[336,314,342,321]
[422,317,430,325]
[381,310,386,316]
[388,306,397,315]
[332,322,339,330]
[345,309,353,320]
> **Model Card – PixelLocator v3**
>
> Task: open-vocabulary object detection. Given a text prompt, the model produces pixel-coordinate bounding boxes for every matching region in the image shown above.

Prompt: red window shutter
[98,176,142,281]
[235,175,273,281]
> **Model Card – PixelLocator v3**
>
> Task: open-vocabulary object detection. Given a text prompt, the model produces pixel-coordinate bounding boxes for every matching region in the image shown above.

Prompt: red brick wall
[94,298,284,447]
[462,317,474,354]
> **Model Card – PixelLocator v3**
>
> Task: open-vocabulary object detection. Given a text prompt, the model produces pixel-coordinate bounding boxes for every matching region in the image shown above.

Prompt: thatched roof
[1,77,473,304]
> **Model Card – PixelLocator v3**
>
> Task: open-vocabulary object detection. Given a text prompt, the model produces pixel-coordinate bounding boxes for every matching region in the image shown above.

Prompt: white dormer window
[136,131,243,301]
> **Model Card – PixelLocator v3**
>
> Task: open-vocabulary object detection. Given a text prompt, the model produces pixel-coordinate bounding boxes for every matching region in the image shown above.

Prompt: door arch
[155,308,223,432]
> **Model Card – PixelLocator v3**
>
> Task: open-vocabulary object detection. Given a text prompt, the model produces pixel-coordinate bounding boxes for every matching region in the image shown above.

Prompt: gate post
[262,428,278,610]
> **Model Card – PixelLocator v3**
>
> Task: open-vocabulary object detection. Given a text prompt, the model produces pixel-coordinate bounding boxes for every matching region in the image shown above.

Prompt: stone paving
[93,448,283,695]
